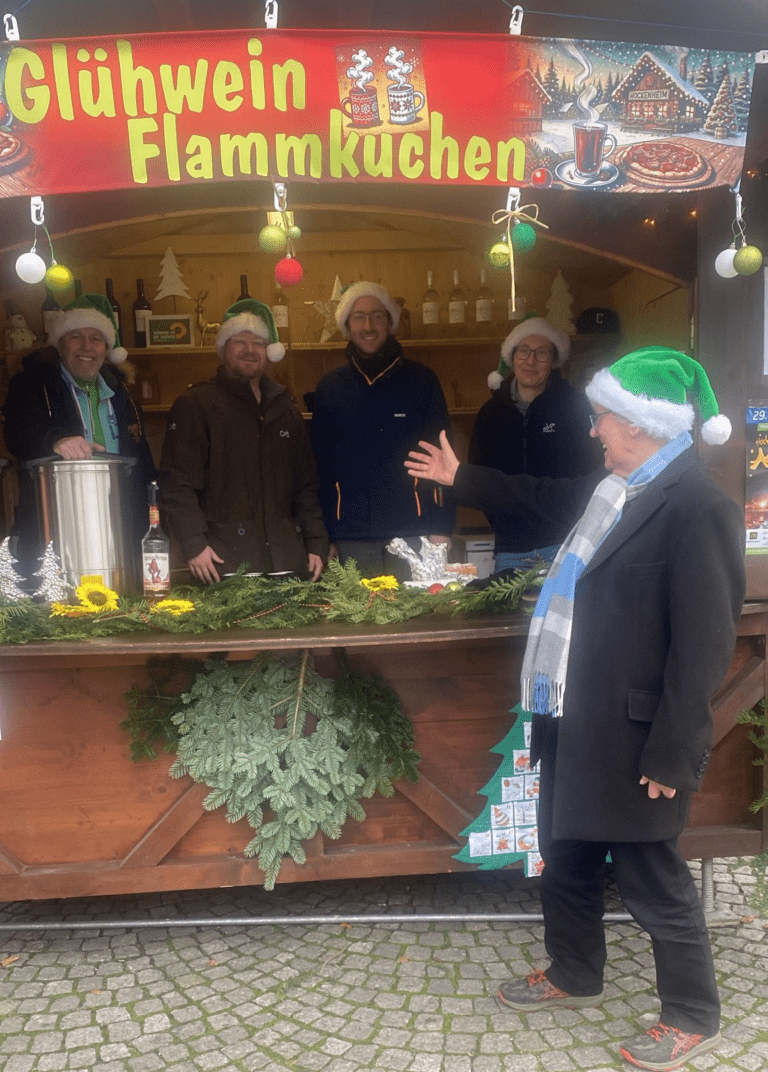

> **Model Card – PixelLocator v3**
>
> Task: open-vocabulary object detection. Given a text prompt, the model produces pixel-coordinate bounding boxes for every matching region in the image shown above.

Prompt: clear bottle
[448,269,467,336]
[474,267,494,337]
[73,279,83,299]
[105,278,122,335]
[134,357,160,405]
[132,278,152,348]
[238,274,251,301]
[41,287,60,343]
[421,270,441,339]
[506,289,527,331]
[272,282,290,345]
[141,481,171,602]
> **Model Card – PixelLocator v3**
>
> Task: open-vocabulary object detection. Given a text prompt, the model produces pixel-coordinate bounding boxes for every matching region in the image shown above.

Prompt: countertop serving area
[0,607,765,901]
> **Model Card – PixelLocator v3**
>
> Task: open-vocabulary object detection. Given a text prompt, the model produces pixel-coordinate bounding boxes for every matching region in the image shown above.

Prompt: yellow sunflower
[360,575,399,593]
[150,599,196,616]
[75,575,120,612]
[50,602,93,617]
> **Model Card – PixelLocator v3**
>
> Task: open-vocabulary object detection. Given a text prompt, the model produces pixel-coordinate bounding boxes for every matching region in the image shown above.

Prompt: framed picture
[147,314,195,347]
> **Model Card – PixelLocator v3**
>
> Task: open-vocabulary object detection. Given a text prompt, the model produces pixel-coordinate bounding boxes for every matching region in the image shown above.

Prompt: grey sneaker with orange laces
[497,969,603,1011]
[619,1022,721,1071]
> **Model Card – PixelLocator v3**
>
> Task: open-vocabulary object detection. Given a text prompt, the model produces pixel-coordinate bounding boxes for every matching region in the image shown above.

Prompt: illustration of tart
[620,140,707,183]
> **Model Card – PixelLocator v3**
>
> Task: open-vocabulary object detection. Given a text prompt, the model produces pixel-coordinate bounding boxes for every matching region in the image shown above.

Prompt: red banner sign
[0,30,755,197]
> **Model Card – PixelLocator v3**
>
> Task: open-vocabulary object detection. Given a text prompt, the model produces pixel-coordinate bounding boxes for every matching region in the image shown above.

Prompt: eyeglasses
[349,311,390,327]
[513,345,554,363]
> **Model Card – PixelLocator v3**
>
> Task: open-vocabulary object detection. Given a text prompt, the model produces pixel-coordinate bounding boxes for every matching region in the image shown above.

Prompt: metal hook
[3,13,19,41]
[509,5,524,35]
[30,196,44,226]
[273,182,288,212]
[506,187,521,213]
[264,0,278,29]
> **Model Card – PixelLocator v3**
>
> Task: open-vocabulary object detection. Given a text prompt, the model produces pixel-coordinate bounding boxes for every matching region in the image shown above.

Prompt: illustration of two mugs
[341,82,424,127]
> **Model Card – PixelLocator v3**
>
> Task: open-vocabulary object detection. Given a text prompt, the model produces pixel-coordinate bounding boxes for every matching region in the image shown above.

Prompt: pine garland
[122,650,420,889]
[0,561,540,645]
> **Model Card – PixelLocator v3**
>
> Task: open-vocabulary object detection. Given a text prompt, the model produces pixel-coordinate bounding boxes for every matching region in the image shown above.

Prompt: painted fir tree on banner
[454,705,543,877]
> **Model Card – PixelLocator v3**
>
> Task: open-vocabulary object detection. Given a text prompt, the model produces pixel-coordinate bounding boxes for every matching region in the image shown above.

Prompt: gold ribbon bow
[491,203,549,314]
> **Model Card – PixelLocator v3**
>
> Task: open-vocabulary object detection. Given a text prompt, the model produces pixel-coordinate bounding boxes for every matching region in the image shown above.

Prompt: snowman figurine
[3,312,36,353]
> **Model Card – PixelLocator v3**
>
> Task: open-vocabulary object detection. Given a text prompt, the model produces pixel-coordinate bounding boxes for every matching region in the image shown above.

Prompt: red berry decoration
[531,167,553,188]
[0,103,9,124]
[274,256,304,288]
[428,583,445,594]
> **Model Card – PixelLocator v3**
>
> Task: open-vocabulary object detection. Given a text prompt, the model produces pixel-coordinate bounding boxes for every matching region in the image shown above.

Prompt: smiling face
[512,333,556,398]
[222,331,268,382]
[347,296,392,355]
[590,406,643,477]
[58,328,108,381]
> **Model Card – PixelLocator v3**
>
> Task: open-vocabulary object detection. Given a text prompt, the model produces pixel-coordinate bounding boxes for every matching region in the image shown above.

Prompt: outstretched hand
[405,430,460,487]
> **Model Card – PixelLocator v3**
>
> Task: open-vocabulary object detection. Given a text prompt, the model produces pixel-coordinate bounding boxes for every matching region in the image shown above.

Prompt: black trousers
[534,727,720,1037]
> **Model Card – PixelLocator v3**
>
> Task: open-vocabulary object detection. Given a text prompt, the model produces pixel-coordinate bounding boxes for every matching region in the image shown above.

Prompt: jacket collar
[582,447,696,577]
[346,335,404,385]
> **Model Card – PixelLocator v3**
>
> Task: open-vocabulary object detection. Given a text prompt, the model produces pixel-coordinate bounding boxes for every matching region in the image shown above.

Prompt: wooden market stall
[0,0,767,901]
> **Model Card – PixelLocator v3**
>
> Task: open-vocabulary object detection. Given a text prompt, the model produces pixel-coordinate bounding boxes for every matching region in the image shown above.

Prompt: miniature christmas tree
[546,270,575,335]
[453,705,542,876]
[33,542,71,603]
[704,73,738,139]
[732,69,752,133]
[0,538,28,601]
[155,247,191,309]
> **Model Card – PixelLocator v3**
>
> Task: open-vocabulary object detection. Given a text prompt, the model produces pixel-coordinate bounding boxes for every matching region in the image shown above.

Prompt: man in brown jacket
[159,299,328,584]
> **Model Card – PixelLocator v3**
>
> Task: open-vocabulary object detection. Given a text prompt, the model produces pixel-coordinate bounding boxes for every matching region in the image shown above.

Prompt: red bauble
[428,583,445,594]
[531,167,553,188]
[274,257,304,287]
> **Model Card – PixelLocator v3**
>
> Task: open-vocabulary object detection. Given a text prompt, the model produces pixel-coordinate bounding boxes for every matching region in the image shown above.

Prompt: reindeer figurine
[194,289,221,347]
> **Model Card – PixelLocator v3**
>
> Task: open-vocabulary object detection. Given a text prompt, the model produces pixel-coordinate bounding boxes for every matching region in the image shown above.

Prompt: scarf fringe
[521,674,565,719]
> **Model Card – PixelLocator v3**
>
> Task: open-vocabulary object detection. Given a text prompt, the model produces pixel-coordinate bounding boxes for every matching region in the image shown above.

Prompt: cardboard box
[147,314,195,347]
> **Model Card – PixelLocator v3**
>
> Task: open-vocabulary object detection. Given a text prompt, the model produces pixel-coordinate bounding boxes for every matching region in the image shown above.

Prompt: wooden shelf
[129,337,504,357]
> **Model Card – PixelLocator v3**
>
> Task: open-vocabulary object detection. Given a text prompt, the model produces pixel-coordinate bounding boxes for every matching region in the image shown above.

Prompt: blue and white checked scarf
[520,432,692,718]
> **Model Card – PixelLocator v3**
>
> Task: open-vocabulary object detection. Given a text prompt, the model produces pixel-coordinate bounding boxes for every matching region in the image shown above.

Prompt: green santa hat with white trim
[48,292,128,364]
[216,299,285,362]
[586,346,731,445]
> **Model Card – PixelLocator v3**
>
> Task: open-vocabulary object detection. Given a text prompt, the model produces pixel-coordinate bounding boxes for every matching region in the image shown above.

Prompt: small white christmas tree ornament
[546,270,576,335]
[0,538,28,601]
[155,247,191,309]
[33,542,71,603]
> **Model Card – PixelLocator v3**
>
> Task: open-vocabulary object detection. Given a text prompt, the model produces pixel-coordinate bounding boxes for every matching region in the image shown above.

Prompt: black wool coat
[454,448,746,843]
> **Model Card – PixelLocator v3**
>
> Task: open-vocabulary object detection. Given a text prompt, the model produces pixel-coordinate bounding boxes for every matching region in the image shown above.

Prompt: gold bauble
[45,263,75,292]
[733,244,763,276]
[488,241,510,268]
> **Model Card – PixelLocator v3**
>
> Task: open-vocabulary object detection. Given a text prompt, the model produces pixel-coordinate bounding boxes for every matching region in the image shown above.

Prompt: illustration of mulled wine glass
[572,121,616,179]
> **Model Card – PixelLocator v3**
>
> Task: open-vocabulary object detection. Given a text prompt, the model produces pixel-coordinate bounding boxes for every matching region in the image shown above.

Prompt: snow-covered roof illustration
[611,51,710,108]
[509,68,551,103]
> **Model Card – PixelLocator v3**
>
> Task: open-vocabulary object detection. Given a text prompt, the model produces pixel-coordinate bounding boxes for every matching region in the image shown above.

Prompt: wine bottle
[133,278,152,348]
[238,274,251,301]
[474,268,494,338]
[141,481,171,602]
[421,270,441,339]
[105,278,122,335]
[73,279,83,299]
[272,282,290,344]
[448,269,467,336]
[134,357,160,405]
[41,287,60,342]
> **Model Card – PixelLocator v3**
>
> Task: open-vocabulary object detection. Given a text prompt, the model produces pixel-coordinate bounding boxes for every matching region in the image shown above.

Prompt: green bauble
[488,241,511,267]
[733,244,763,276]
[287,225,302,241]
[510,222,536,252]
[258,225,288,254]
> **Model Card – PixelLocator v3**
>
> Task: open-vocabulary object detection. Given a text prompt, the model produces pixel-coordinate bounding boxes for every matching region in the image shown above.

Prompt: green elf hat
[586,346,731,445]
[216,298,285,362]
[47,292,128,364]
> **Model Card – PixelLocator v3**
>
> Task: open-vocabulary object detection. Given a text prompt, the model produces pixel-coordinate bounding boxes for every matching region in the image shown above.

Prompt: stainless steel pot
[29,455,137,592]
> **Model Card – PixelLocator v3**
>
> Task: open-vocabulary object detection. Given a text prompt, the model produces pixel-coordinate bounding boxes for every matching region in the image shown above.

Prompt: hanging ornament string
[491,202,549,313]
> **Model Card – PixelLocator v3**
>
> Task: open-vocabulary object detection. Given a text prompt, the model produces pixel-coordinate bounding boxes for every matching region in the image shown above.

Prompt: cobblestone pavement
[0,857,765,1072]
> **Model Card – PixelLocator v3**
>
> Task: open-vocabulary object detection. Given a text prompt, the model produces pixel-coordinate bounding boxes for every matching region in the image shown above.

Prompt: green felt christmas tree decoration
[453,704,542,876]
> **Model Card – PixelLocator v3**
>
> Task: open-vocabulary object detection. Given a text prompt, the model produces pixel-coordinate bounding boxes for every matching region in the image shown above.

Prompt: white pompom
[267,342,286,363]
[488,370,503,391]
[109,346,128,364]
[701,414,731,445]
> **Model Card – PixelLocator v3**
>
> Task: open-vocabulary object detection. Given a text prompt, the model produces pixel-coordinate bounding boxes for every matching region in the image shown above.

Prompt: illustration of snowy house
[611,51,709,133]
[507,69,551,136]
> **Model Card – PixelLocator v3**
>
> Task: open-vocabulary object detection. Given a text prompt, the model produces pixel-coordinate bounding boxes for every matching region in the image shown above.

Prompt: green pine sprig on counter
[133,650,421,889]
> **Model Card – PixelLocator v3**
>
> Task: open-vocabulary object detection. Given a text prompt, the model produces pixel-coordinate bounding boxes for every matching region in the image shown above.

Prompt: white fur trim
[267,342,286,363]
[335,282,400,338]
[500,317,570,366]
[701,413,732,445]
[586,367,694,440]
[48,309,115,352]
[216,313,270,355]
[488,370,503,391]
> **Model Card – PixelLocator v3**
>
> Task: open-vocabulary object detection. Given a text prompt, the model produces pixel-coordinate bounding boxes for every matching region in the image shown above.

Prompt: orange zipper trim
[413,478,422,517]
[335,481,341,521]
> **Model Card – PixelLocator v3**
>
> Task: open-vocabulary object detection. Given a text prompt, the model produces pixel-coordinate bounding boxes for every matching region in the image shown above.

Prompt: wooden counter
[0,607,765,901]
